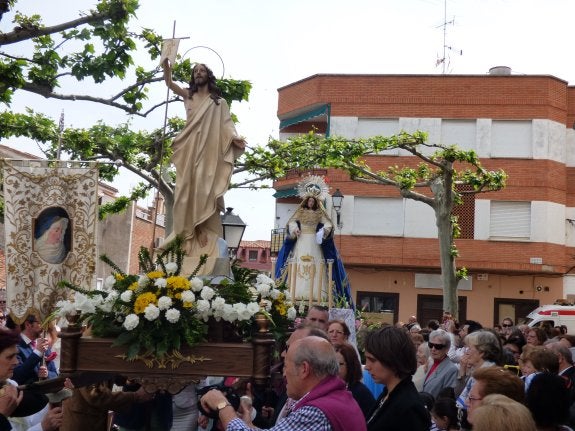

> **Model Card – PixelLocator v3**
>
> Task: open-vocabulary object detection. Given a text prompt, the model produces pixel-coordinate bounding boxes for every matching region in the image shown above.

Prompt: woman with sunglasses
[421,329,458,399]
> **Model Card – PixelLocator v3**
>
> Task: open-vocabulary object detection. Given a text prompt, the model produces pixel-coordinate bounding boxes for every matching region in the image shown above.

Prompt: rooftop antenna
[436,0,463,74]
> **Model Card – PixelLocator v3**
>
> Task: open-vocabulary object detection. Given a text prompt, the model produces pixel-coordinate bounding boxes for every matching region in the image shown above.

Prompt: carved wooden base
[59,325,275,394]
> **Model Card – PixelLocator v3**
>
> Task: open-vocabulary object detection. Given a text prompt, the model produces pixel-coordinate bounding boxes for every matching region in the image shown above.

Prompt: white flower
[144,304,160,321]
[123,314,139,330]
[287,306,297,320]
[158,296,173,310]
[222,304,238,322]
[104,275,116,290]
[181,290,195,303]
[120,290,133,302]
[75,292,99,314]
[98,291,118,313]
[256,283,271,298]
[261,299,272,312]
[246,302,260,316]
[138,275,149,287]
[298,301,306,315]
[211,297,226,311]
[55,300,77,317]
[269,289,281,300]
[200,286,215,301]
[190,277,204,292]
[196,299,211,313]
[256,274,274,286]
[165,308,180,323]
[165,262,178,275]
[154,278,167,288]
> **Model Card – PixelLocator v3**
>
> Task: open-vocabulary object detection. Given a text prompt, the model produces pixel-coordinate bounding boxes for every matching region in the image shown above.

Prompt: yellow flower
[134,292,158,314]
[167,276,190,290]
[115,274,125,281]
[128,282,138,291]
[147,271,164,279]
[183,301,194,309]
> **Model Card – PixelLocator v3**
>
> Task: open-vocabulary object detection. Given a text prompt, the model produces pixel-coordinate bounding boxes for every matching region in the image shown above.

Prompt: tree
[0,0,253,232]
[244,131,507,318]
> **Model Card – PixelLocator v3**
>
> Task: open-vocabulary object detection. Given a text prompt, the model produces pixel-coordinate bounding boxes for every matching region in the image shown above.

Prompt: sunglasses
[502,323,513,328]
[428,342,447,350]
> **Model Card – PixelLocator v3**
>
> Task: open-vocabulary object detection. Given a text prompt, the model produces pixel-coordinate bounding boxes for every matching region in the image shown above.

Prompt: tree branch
[0,9,113,46]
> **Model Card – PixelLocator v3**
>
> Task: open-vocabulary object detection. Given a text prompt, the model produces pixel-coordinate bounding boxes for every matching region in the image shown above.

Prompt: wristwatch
[217,401,231,412]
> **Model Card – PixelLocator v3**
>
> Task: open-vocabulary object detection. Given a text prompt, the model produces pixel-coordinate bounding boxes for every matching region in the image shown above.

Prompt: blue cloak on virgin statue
[274,176,353,307]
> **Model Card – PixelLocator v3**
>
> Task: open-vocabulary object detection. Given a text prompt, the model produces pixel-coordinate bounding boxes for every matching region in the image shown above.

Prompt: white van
[526,304,575,334]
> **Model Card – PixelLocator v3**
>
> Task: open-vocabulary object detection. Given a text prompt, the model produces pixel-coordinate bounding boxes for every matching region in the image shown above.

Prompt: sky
[2,0,575,240]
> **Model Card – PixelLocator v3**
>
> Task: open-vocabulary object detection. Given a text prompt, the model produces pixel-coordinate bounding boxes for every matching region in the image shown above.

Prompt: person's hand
[200,389,228,414]
[134,387,154,403]
[38,365,49,379]
[232,137,246,150]
[36,338,49,355]
[198,414,209,428]
[261,405,274,419]
[0,385,23,416]
[40,404,63,431]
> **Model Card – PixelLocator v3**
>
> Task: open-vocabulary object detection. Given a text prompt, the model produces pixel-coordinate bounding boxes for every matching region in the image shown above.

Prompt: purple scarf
[293,375,367,431]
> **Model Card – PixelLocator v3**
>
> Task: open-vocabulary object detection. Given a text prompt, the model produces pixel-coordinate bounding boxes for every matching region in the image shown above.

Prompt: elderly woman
[364,326,430,431]
[525,327,547,346]
[421,329,458,399]
[456,330,502,428]
[472,394,537,431]
[327,320,351,347]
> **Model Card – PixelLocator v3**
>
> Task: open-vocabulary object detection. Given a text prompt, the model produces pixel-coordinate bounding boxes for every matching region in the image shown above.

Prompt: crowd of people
[1,307,574,430]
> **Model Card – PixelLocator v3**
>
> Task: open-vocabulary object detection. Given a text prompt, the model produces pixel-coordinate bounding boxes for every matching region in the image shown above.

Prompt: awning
[279,104,330,130]
[272,188,298,199]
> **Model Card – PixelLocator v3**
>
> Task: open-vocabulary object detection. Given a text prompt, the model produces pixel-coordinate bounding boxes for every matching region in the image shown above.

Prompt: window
[248,250,258,262]
[353,197,403,236]
[357,292,399,324]
[441,120,476,152]
[490,201,531,240]
[491,120,532,159]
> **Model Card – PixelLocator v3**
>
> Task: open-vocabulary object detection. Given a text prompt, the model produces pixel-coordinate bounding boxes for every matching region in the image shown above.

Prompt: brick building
[236,240,272,272]
[274,67,575,326]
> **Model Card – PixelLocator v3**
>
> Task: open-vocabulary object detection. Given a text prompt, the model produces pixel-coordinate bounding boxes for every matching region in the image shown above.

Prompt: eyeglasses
[428,342,447,350]
[502,323,513,328]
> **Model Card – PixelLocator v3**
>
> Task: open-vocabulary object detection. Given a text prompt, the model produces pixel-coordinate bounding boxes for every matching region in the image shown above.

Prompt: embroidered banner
[2,160,99,323]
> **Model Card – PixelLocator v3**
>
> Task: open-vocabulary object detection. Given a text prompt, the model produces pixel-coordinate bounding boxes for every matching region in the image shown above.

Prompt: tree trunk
[431,176,460,320]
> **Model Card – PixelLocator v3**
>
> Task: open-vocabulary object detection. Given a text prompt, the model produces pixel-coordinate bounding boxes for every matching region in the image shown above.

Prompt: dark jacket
[366,377,430,431]
[349,381,376,419]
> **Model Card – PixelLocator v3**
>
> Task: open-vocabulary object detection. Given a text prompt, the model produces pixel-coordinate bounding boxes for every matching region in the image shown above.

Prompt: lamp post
[331,188,344,229]
[221,207,247,258]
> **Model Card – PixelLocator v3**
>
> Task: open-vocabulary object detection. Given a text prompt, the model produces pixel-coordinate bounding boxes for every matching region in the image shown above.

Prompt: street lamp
[221,207,247,257]
[331,188,344,229]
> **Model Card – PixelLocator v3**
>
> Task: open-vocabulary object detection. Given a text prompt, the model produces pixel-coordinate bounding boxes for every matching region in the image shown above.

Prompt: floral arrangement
[56,238,297,359]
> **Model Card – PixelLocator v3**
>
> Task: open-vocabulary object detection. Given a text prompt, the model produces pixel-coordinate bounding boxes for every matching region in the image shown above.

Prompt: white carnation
[158,296,173,310]
[123,314,139,330]
[256,274,274,285]
[190,277,204,292]
[196,299,211,313]
[144,304,160,321]
[138,275,149,287]
[165,308,181,323]
[261,299,272,312]
[269,289,281,300]
[211,297,226,310]
[154,278,167,288]
[104,275,116,290]
[256,283,271,298]
[181,290,195,303]
[287,306,297,320]
[222,304,238,322]
[120,290,133,302]
[165,262,178,275]
[200,286,215,301]
[246,302,260,316]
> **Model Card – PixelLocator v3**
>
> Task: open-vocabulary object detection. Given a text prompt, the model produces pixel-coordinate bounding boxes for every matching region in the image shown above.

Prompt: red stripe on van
[538,310,575,315]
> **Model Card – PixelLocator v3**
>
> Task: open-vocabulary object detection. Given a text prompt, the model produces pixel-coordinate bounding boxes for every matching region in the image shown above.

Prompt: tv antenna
[436,0,463,74]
